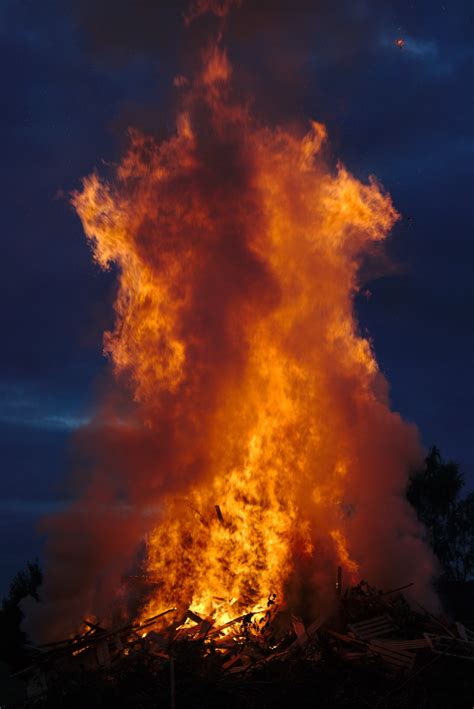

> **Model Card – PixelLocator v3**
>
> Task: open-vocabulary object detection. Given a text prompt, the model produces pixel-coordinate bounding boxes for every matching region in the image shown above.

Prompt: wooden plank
[370,638,429,651]
[327,630,368,649]
[213,637,240,649]
[369,641,415,671]
[222,654,245,670]
[174,616,214,641]
[424,633,474,660]
[82,619,106,633]
[292,615,308,645]
[415,602,456,637]
[207,610,263,637]
[351,617,393,629]
[350,614,391,626]
[185,609,204,624]
[343,651,369,661]
[307,610,328,637]
[38,607,177,661]
[198,618,214,639]
[75,608,177,651]
[96,640,110,667]
[370,640,414,659]
[370,640,412,653]
[226,664,250,674]
[348,615,396,640]
[380,582,414,596]
[329,630,414,670]
[456,622,474,642]
[349,626,395,640]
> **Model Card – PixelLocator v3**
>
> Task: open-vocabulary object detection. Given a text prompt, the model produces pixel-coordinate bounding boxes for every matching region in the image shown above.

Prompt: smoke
[28,1,438,641]
[70,1,386,59]
[70,0,391,120]
[184,0,240,25]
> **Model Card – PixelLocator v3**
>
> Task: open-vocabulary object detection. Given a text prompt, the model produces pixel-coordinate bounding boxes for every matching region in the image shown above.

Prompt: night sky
[1,0,472,596]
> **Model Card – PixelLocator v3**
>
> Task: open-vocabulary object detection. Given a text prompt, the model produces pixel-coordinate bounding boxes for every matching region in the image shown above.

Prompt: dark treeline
[407,446,474,618]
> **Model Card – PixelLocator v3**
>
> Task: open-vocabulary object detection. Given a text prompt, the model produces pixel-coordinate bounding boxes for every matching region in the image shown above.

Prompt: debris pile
[8,580,474,707]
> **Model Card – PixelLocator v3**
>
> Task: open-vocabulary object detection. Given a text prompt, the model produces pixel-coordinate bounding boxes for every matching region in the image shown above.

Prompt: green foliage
[407,447,474,582]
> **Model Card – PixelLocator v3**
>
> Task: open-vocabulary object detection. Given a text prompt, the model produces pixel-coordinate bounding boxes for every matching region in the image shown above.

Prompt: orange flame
[71,40,436,628]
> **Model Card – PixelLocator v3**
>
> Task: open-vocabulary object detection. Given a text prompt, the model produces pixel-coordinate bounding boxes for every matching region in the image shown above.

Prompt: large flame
[69,41,436,629]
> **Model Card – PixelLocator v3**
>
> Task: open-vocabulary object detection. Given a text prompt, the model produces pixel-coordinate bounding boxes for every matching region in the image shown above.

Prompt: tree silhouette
[0,560,42,669]
[407,446,474,583]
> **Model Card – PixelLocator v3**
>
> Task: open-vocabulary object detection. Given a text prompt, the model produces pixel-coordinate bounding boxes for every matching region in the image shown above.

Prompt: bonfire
[12,2,473,707]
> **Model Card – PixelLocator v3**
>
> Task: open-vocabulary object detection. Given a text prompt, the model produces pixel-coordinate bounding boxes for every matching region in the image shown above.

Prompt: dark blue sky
[0,0,472,596]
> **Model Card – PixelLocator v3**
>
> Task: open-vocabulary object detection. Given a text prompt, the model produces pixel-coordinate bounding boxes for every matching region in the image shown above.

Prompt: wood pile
[6,580,474,707]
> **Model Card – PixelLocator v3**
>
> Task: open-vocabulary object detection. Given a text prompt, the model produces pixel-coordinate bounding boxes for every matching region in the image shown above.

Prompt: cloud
[0,499,68,514]
[0,413,90,431]
[401,36,438,58]
[0,383,90,431]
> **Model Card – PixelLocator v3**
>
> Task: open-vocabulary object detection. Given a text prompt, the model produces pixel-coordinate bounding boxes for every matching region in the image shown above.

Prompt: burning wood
[8,583,474,706]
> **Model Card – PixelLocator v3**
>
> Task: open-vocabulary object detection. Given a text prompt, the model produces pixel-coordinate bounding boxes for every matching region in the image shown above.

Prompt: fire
[68,30,435,632]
